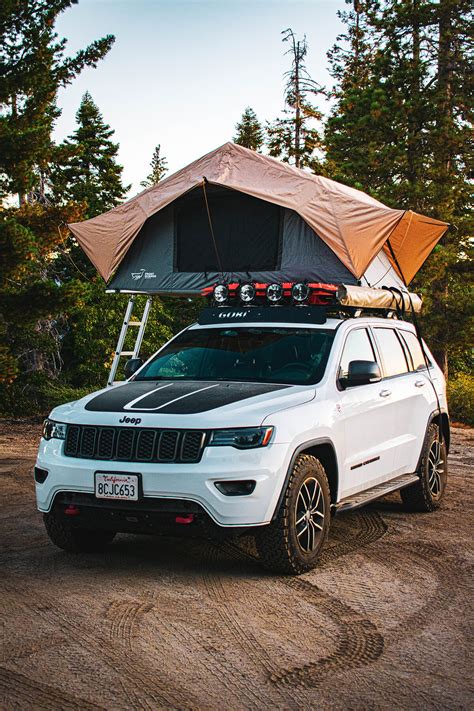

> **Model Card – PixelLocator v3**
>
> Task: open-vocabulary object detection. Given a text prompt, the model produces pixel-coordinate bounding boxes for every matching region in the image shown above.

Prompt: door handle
[415,380,425,387]
[379,389,392,398]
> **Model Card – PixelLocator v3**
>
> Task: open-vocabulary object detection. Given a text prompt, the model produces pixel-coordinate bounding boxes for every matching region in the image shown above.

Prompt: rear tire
[255,454,331,575]
[43,512,116,553]
[400,424,447,512]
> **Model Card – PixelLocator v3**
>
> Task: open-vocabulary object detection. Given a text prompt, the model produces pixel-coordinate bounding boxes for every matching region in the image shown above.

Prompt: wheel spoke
[295,512,307,525]
[297,522,308,538]
[301,482,312,508]
[309,518,323,532]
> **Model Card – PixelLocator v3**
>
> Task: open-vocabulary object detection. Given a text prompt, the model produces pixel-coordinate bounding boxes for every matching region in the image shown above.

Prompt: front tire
[43,512,116,552]
[400,424,448,512]
[255,454,331,575]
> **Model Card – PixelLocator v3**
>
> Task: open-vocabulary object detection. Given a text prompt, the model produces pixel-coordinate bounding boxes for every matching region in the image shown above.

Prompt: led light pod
[239,283,256,303]
[266,283,283,303]
[292,282,310,303]
[213,284,228,304]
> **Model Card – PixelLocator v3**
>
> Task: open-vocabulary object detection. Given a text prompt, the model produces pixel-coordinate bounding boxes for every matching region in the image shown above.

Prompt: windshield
[135,327,335,385]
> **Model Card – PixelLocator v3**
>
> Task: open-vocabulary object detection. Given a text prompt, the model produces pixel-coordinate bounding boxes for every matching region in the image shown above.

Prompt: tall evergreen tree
[324,0,473,376]
[0,0,114,204]
[141,144,168,188]
[267,29,325,169]
[53,92,129,218]
[233,107,264,151]
[0,1,114,397]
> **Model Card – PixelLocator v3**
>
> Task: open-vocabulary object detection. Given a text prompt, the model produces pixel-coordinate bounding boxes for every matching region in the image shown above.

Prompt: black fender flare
[271,437,339,521]
[415,409,450,473]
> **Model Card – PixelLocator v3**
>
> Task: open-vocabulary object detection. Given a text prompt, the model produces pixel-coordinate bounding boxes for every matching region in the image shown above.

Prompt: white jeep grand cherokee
[35,308,449,574]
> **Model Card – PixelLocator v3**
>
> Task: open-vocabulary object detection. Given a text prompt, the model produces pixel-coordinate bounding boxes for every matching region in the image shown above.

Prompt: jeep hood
[50,380,316,428]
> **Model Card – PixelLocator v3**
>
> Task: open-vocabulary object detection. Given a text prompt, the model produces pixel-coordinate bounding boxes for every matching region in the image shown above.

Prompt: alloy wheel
[428,438,445,498]
[294,476,325,553]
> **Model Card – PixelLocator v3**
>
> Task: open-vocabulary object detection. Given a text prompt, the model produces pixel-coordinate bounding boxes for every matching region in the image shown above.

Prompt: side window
[374,328,409,377]
[399,331,428,371]
[339,328,376,379]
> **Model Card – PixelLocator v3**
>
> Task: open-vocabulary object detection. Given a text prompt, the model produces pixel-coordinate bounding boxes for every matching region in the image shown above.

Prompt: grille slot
[65,425,80,456]
[116,430,135,460]
[158,431,179,461]
[97,428,115,459]
[181,431,205,461]
[80,427,97,458]
[63,425,205,463]
[136,430,156,461]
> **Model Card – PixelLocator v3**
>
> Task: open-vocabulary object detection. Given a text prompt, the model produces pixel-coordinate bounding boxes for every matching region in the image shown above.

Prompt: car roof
[188,317,416,332]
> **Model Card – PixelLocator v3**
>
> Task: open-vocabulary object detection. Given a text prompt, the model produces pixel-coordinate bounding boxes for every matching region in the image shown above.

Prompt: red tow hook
[64,505,80,516]
[175,514,194,525]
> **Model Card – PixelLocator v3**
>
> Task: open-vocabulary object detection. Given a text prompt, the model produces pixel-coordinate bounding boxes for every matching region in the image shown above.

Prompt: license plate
[95,473,139,501]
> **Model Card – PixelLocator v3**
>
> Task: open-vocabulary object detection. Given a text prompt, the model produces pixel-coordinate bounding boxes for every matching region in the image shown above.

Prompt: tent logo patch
[131,268,156,280]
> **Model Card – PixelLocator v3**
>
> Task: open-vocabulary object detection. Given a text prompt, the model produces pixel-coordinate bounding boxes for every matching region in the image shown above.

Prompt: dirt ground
[0,421,472,710]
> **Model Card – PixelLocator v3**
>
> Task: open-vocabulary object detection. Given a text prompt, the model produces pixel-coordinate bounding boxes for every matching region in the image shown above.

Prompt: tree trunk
[294,48,301,167]
[407,0,421,208]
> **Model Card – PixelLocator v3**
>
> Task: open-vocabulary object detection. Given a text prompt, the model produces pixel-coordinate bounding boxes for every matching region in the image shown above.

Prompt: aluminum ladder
[107,296,152,386]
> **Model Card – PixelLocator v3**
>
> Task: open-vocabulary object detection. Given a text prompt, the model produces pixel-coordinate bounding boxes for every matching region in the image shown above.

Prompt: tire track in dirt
[0,579,193,711]
[319,509,388,565]
[0,667,104,710]
[215,539,385,689]
[0,633,67,663]
[200,541,308,709]
[361,540,472,641]
[106,598,154,650]
[273,577,384,688]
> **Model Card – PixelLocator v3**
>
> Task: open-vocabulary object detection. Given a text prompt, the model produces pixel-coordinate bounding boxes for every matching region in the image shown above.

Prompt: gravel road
[0,421,472,710]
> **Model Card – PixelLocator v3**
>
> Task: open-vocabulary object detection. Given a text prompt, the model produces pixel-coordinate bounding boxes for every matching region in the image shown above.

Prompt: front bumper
[35,438,291,527]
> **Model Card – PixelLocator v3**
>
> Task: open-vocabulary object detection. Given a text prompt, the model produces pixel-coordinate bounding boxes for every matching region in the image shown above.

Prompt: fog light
[239,283,256,303]
[34,467,48,484]
[266,283,283,303]
[215,480,256,496]
[213,284,228,304]
[292,282,310,302]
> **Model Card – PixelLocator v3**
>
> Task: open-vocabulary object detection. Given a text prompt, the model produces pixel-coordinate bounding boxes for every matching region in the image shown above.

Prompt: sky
[54,0,348,195]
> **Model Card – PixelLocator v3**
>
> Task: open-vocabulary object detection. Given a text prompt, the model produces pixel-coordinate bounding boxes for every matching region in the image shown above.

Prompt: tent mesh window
[174,186,282,273]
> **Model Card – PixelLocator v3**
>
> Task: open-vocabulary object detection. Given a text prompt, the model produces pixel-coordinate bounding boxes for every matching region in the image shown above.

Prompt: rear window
[373,328,409,377]
[399,330,429,371]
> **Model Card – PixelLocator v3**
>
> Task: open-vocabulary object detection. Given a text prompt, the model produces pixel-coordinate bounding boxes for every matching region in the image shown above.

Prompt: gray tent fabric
[107,186,357,293]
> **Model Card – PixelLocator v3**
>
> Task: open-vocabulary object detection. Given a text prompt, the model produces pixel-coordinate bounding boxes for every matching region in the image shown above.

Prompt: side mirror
[124,358,143,379]
[341,360,381,388]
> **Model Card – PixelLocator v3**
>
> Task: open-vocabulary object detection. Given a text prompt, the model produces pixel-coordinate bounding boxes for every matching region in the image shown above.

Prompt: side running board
[335,473,419,513]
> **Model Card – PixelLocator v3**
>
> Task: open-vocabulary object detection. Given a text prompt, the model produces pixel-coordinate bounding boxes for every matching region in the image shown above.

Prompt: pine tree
[0,1,114,400]
[0,0,114,205]
[324,0,473,376]
[53,92,129,218]
[141,144,168,188]
[233,107,264,151]
[267,29,325,169]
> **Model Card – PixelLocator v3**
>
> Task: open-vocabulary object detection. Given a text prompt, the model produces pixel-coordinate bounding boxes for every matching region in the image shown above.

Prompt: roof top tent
[67,142,448,384]
[68,142,448,294]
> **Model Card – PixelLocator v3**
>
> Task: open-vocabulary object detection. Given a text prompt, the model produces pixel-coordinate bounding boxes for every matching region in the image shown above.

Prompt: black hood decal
[85,380,289,414]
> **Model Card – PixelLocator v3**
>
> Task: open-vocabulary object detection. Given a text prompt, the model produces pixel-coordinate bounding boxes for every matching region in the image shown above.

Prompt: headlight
[42,419,67,441]
[209,427,273,449]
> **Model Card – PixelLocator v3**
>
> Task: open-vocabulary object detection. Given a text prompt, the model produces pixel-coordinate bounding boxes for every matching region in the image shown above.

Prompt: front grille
[64,425,207,463]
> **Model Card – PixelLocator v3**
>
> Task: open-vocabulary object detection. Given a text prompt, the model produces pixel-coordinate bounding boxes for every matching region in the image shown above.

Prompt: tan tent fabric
[382,210,449,285]
[68,142,448,284]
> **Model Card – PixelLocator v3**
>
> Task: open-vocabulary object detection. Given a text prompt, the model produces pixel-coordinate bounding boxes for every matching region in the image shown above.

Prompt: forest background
[0,0,472,423]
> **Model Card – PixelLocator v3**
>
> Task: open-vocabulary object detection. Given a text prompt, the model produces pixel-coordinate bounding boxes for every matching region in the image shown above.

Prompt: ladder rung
[129,321,142,326]
[119,351,134,356]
